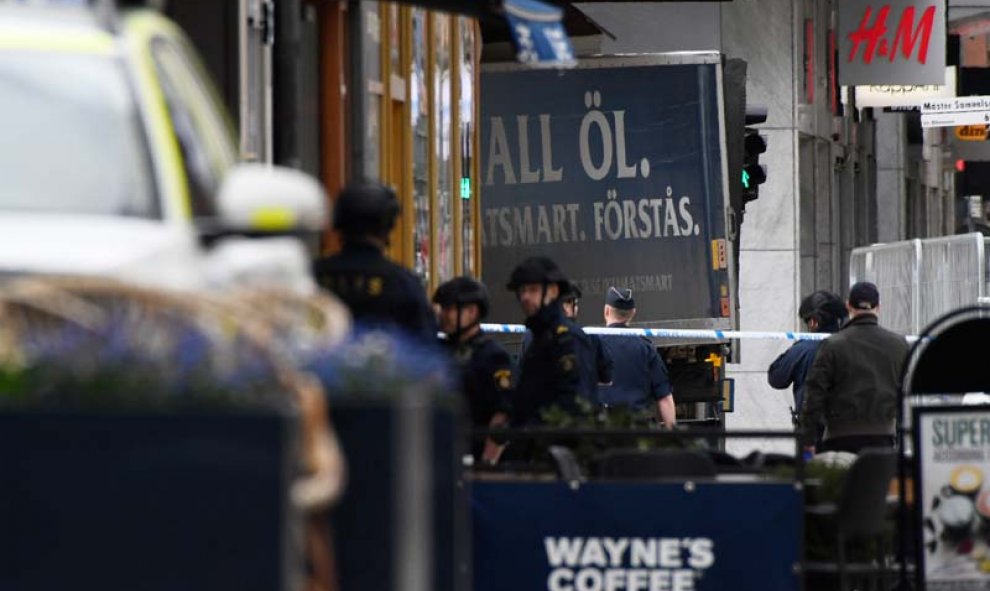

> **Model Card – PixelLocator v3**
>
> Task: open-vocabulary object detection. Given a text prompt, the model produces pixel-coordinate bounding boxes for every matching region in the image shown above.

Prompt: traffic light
[742,105,768,206]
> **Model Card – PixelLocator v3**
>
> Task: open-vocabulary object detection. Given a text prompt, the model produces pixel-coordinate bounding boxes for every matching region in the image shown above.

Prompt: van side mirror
[216,164,328,234]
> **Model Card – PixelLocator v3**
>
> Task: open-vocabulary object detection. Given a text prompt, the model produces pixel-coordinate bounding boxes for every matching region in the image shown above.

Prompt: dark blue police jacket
[597,323,672,410]
[767,339,822,410]
[513,303,597,423]
[519,323,612,405]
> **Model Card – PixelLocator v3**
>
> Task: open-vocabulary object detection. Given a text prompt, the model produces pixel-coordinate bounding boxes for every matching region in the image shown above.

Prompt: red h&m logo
[847,4,936,65]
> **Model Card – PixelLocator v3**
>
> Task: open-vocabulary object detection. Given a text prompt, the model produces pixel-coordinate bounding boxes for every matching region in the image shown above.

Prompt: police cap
[605,286,635,310]
[505,256,568,291]
[433,277,490,318]
[333,181,400,239]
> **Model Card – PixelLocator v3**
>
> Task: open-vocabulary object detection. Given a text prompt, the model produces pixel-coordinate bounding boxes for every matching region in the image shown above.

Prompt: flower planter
[0,409,297,591]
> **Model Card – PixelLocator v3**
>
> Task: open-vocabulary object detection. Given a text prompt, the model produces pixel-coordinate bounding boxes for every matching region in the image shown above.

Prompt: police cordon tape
[480,323,922,342]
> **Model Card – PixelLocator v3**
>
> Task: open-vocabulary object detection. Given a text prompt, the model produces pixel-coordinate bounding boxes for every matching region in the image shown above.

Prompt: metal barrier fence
[850,233,986,336]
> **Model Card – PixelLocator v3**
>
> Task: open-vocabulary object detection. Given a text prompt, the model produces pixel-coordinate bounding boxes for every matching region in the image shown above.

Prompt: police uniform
[444,332,515,454]
[312,182,437,341]
[313,241,436,341]
[519,282,613,403]
[432,277,515,430]
[504,257,593,425]
[597,289,672,414]
[514,301,585,424]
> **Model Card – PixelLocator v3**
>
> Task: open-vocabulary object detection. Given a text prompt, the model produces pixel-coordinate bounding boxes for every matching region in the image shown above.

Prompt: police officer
[597,287,676,428]
[507,257,594,424]
[519,281,613,392]
[433,277,514,463]
[312,182,436,341]
[768,290,847,442]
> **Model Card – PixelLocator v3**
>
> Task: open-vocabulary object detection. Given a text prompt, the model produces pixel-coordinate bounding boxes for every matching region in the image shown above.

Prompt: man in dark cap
[433,277,514,464]
[801,281,909,454]
[506,257,595,424]
[312,182,436,341]
[597,287,676,428]
[768,291,848,444]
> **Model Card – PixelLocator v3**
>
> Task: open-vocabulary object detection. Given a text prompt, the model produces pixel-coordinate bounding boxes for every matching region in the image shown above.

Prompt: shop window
[411,8,431,286]
[458,17,476,276]
[364,1,383,179]
[434,14,454,283]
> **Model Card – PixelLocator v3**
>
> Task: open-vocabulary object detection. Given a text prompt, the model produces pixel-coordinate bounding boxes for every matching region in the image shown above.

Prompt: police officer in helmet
[312,182,436,341]
[433,277,514,464]
[597,287,676,428]
[507,257,595,424]
[519,280,613,393]
[768,290,847,446]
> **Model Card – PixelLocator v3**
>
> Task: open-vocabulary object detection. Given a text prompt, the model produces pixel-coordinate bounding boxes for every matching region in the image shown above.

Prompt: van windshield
[0,51,158,218]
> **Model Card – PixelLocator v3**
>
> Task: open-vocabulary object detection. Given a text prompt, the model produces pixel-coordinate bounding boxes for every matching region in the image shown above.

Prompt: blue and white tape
[482,323,840,342]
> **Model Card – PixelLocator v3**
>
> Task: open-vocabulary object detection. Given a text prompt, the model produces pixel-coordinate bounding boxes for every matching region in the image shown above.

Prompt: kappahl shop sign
[839,0,946,86]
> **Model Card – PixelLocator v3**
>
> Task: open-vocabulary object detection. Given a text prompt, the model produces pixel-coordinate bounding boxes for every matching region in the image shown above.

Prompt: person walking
[800,282,909,454]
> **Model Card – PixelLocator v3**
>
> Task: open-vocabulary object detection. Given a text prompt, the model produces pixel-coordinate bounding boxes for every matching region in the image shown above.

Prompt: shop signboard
[839,0,946,86]
[913,405,990,590]
[472,480,802,591]
[854,67,955,108]
[921,96,990,129]
[956,125,989,142]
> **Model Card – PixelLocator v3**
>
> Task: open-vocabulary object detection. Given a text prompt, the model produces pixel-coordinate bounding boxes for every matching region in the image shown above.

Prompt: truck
[480,53,741,422]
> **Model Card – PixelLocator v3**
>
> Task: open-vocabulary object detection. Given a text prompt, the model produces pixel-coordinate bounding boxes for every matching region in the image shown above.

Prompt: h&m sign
[839,0,946,86]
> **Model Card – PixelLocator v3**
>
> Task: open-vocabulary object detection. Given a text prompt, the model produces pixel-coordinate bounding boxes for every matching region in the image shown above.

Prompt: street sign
[921,96,990,128]
[956,125,990,142]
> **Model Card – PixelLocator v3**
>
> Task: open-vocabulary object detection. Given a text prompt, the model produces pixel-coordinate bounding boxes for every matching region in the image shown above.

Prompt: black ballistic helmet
[561,281,583,303]
[333,182,400,240]
[433,277,490,318]
[799,290,847,331]
[506,257,568,292]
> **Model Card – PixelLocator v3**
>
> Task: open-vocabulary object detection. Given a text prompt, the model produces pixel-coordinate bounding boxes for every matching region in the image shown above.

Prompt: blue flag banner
[503,0,575,67]
[472,481,801,591]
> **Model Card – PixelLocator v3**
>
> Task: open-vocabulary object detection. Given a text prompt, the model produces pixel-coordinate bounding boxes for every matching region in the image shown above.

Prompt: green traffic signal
[742,169,751,189]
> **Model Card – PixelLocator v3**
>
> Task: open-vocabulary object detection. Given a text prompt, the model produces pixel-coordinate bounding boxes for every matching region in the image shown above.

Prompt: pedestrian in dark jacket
[800,282,909,454]
[768,291,847,430]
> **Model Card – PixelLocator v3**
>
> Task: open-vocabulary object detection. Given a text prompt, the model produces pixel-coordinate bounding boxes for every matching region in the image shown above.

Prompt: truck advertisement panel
[480,55,732,326]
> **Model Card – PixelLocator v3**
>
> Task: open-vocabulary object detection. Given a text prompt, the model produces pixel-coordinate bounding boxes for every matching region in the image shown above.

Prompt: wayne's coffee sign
[839,0,946,86]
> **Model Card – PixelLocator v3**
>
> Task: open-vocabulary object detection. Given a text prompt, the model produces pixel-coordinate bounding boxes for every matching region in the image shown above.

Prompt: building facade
[166,0,484,294]
[576,0,956,450]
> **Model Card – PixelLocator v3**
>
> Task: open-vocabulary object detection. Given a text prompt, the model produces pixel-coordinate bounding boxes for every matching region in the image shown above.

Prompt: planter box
[330,395,467,591]
[0,410,297,591]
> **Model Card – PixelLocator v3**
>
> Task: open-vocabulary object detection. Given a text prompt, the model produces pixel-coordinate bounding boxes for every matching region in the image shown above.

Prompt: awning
[391,0,575,67]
